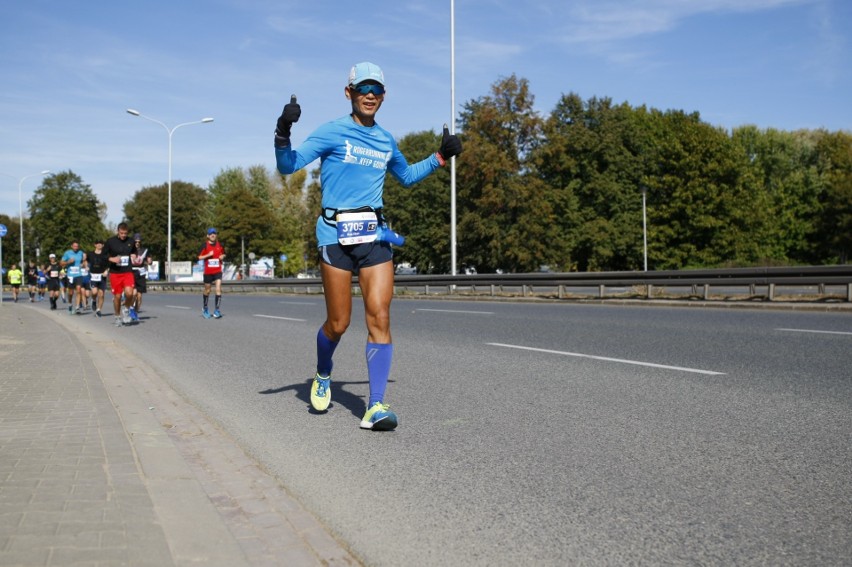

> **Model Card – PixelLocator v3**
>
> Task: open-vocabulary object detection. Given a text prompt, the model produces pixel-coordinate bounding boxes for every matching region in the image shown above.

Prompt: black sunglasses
[350,83,385,96]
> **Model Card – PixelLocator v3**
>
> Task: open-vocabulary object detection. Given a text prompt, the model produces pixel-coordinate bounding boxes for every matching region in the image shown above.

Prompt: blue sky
[1,0,849,226]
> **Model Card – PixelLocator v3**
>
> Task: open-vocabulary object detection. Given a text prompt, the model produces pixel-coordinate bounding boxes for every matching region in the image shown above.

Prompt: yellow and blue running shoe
[360,402,398,431]
[310,374,331,411]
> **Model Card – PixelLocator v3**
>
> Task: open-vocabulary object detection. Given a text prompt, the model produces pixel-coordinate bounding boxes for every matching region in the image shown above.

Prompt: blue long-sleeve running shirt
[276,114,441,246]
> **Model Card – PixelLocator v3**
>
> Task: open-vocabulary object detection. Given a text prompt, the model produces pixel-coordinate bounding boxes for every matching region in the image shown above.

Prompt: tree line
[3,75,850,276]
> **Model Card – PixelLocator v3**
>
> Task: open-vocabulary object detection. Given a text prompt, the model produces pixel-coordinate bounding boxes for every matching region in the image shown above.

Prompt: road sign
[0,223,7,237]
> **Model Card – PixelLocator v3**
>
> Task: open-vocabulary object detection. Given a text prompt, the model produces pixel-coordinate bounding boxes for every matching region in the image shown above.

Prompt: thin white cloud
[559,0,819,44]
[804,1,846,85]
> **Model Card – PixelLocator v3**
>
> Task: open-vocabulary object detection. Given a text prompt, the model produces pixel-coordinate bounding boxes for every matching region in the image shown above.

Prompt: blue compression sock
[316,327,339,377]
[366,342,393,407]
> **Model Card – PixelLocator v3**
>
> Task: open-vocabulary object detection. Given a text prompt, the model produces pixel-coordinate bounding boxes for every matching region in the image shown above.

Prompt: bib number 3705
[336,211,378,245]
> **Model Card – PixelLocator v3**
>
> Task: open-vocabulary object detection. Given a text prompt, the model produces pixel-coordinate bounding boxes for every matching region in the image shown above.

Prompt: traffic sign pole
[0,223,6,307]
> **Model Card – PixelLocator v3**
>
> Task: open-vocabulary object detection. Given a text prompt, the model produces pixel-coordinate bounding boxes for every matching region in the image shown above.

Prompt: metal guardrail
[150,265,852,303]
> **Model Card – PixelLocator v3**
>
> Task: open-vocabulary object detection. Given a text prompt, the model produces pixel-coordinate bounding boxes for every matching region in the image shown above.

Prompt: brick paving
[0,303,359,567]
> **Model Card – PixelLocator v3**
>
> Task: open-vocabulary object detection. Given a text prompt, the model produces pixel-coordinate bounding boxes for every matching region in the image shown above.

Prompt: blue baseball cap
[348,62,384,86]
[207,228,218,235]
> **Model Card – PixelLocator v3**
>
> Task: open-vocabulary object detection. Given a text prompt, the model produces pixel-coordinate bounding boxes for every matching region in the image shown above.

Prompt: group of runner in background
[3,224,226,326]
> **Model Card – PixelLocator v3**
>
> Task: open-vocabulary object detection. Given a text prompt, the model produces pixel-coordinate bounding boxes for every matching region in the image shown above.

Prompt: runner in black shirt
[88,239,110,317]
[46,254,62,310]
[104,223,137,326]
[25,260,38,302]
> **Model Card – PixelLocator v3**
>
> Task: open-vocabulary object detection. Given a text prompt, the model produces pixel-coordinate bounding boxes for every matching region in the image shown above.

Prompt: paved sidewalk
[0,303,360,567]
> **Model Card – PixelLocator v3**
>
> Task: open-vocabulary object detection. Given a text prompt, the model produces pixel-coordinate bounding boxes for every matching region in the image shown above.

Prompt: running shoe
[114,316,124,327]
[129,307,139,322]
[213,309,222,319]
[202,308,212,319]
[121,306,131,325]
[95,310,102,318]
[310,374,332,411]
[360,402,398,431]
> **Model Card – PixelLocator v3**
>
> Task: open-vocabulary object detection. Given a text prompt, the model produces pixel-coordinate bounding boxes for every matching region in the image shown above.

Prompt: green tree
[212,186,284,269]
[208,166,296,274]
[731,126,824,264]
[0,214,22,269]
[123,181,208,271]
[641,110,770,269]
[208,167,250,222]
[247,164,274,207]
[455,74,560,273]
[271,168,310,276]
[815,130,852,262]
[302,169,323,272]
[382,130,453,273]
[27,171,108,260]
[535,95,654,271]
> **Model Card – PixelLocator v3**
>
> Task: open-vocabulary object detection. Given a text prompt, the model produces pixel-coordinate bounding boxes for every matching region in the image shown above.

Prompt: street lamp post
[450,0,457,276]
[641,186,648,272]
[126,109,213,281]
[1,170,50,268]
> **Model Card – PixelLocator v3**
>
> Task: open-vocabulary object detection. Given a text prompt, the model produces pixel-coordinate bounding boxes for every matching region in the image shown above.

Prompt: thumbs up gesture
[275,94,301,147]
[437,123,462,165]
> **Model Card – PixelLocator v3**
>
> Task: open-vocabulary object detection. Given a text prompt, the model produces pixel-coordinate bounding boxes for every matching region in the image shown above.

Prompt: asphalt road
[68,293,852,566]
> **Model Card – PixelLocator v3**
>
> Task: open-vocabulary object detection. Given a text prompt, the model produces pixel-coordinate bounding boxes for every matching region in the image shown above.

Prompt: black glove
[275,95,301,147]
[437,124,462,165]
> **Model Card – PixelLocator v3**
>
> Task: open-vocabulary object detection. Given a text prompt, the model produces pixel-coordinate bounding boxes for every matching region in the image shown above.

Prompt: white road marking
[254,314,307,322]
[278,301,317,305]
[166,305,192,310]
[415,308,495,315]
[776,328,852,336]
[487,343,726,375]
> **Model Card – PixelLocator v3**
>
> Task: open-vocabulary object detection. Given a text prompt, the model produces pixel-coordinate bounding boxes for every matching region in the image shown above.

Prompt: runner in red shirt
[198,227,226,319]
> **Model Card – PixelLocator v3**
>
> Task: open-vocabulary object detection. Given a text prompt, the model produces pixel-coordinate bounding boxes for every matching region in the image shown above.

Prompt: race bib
[139,268,147,276]
[67,266,81,277]
[91,273,102,282]
[119,256,130,266]
[50,271,59,278]
[208,258,220,268]
[336,211,378,245]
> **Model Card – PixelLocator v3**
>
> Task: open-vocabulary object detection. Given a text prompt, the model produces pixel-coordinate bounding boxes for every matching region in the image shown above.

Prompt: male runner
[274,62,462,430]
[7,263,23,302]
[130,233,148,321]
[198,228,225,319]
[60,240,86,314]
[88,239,109,317]
[36,265,47,301]
[104,223,137,326]
[46,254,62,310]
[25,260,38,302]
